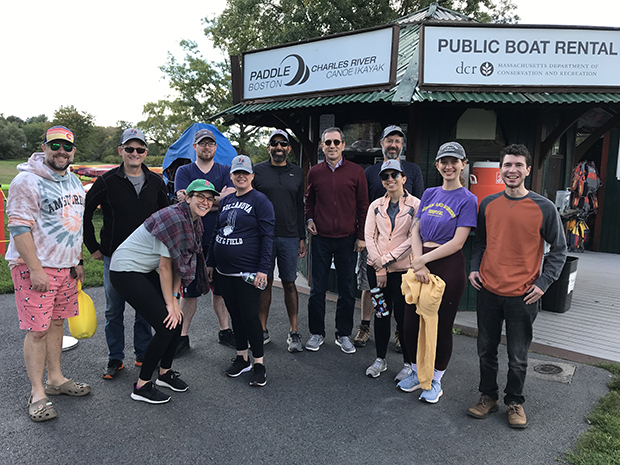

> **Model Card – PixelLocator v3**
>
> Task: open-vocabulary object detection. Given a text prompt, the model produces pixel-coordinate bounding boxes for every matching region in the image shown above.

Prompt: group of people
[7,123,566,429]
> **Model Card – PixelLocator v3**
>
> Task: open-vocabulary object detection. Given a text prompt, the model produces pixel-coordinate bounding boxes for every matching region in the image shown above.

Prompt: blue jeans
[104,255,152,360]
[476,287,539,405]
[308,234,357,338]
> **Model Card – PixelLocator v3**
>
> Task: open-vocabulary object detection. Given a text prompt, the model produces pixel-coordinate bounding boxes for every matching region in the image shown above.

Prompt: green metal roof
[212,6,620,122]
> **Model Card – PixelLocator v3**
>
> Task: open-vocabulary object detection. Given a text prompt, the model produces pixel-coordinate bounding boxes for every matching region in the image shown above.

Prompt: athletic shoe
[287,331,303,353]
[394,330,402,353]
[366,358,387,378]
[103,359,124,380]
[218,329,236,349]
[263,329,271,345]
[397,370,421,392]
[174,335,190,357]
[155,370,189,392]
[467,394,499,419]
[305,334,324,352]
[394,363,413,383]
[130,381,170,404]
[335,335,356,354]
[507,403,528,429]
[225,355,252,377]
[353,325,371,347]
[249,363,267,387]
[419,380,443,404]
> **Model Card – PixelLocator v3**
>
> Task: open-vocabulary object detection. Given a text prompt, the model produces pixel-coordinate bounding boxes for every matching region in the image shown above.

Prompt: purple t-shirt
[416,187,478,244]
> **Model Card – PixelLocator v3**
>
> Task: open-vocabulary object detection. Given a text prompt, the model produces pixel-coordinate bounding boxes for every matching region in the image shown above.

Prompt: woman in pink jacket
[364,160,420,380]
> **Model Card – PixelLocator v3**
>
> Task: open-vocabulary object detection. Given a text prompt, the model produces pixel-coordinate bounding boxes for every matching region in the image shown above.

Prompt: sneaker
[218,329,236,349]
[225,355,252,377]
[155,370,189,392]
[394,363,413,382]
[353,324,371,347]
[175,335,190,357]
[467,394,499,419]
[305,334,324,352]
[263,329,271,345]
[131,381,171,404]
[335,335,356,354]
[249,363,267,387]
[366,358,387,378]
[103,359,124,380]
[394,330,402,353]
[507,403,528,429]
[397,370,421,392]
[419,380,443,404]
[287,331,303,353]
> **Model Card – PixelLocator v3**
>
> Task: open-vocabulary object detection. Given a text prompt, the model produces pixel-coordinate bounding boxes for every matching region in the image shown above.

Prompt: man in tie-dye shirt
[6,125,91,422]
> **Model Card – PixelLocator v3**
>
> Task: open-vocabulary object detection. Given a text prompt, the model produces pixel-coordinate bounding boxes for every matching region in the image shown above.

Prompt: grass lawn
[0,159,26,187]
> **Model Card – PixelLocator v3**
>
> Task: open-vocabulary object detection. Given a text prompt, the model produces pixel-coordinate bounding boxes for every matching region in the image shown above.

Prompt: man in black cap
[84,128,169,379]
[253,129,306,352]
[174,128,236,355]
[353,125,424,372]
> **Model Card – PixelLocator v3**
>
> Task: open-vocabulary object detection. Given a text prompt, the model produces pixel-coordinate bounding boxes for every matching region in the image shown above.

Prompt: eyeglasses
[193,193,214,203]
[380,172,401,181]
[269,140,289,147]
[197,140,216,147]
[48,142,75,152]
[323,139,341,147]
[123,147,147,154]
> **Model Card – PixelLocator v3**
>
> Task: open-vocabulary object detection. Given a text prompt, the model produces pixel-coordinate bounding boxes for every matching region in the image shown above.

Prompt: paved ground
[0,286,612,465]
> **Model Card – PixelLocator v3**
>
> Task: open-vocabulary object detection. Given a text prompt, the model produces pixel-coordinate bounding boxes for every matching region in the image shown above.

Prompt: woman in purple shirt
[397,142,478,403]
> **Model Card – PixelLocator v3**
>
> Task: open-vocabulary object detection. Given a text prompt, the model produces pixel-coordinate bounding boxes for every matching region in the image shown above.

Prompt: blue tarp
[162,123,237,185]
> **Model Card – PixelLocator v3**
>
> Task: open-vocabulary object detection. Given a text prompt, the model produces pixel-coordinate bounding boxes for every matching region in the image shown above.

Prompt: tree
[51,106,96,161]
[0,115,27,159]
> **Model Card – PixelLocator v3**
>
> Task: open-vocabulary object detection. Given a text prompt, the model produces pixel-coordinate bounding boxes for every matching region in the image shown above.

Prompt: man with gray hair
[305,127,369,354]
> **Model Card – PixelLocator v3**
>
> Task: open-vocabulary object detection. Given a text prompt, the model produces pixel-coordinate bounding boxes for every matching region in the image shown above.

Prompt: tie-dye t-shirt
[6,152,85,269]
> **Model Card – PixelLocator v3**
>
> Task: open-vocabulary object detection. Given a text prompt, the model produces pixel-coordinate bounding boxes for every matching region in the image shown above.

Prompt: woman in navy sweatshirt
[207,155,275,387]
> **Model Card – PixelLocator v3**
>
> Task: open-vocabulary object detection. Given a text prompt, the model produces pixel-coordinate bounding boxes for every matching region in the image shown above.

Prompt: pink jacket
[365,191,420,276]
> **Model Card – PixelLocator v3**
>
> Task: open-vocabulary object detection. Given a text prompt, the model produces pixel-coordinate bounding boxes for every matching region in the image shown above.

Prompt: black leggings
[217,272,264,359]
[403,248,466,371]
[110,271,182,381]
[367,266,409,362]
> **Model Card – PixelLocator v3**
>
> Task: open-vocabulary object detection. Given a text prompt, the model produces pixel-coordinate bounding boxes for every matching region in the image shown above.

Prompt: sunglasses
[323,139,342,146]
[380,172,401,181]
[194,193,214,203]
[48,142,75,152]
[269,140,289,147]
[197,140,216,147]
[123,147,147,154]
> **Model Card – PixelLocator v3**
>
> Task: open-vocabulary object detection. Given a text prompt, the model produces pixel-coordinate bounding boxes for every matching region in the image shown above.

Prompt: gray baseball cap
[230,155,253,174]
[268,129,290,143]
[436,141,466,160]
[381,125,405,140]
[379,159,403,174]
[194,129,216,144]
[120,128,146,145]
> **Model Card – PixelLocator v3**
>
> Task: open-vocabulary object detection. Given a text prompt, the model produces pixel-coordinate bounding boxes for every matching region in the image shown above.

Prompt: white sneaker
[394,363,413,382]
[366,358,387,378]
[335,335,356,354]
[305,334,324,352]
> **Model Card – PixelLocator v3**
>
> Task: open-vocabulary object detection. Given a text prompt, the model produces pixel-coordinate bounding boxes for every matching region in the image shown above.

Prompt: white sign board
[422,25,620,88]
[242,27,396,100]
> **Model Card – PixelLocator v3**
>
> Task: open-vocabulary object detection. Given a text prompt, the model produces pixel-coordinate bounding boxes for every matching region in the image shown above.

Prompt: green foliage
[145,156,165,167]
[0,116,28,159]
[51,106,96,161]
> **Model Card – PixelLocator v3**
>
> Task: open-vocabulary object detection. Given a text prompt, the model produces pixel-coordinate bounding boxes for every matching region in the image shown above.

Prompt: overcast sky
[1,0,618,127]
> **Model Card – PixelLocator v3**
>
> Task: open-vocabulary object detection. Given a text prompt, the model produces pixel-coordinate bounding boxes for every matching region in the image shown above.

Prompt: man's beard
[382,146,402,160]
[271,151,287,163]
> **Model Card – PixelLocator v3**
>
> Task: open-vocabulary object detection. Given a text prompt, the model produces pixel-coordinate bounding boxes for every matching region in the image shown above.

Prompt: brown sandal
[45,379,91,397]
[28,395,57,422]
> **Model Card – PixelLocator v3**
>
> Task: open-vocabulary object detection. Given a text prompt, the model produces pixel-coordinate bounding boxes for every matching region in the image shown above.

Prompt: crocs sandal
[28,395,57,422]
[45,379,91,397]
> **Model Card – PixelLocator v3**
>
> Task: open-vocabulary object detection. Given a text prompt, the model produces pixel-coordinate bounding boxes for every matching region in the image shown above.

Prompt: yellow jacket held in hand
[401,270,446,390]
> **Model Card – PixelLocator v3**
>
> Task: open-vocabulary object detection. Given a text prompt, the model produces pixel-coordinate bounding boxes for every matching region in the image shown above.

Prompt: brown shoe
[467,394,499,419]
[507,403,528,429]
[353,325,370,347]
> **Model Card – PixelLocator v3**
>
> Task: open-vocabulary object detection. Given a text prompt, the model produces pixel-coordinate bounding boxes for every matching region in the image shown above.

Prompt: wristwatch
[172,292,181,300]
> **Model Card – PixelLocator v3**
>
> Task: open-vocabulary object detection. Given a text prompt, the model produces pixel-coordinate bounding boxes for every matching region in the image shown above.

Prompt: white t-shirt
[110,224,171,273]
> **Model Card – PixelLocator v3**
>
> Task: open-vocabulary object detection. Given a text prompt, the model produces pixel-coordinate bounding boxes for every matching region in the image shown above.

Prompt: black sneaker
[218,329,236,349]
[103,359,124,380]
[155,370,189,392]
[250,363,267,387]
[263,329,270,345]
[130,381,171,404]
[175,336,190,358]
[225,355,252,377]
